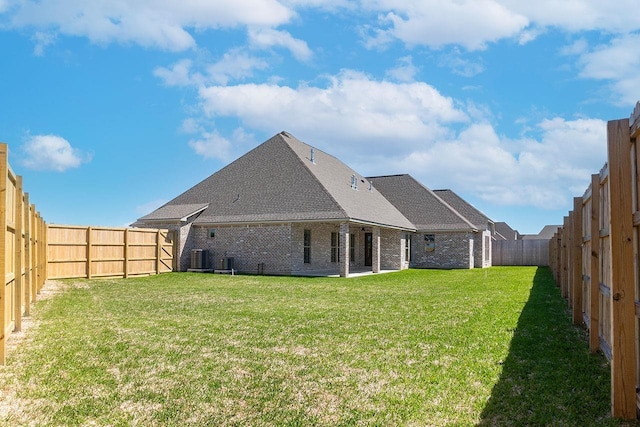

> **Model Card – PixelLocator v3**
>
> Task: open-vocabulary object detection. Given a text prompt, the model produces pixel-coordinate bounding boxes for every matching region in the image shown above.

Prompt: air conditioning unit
[218,256,234,271]
[190,249,208,269]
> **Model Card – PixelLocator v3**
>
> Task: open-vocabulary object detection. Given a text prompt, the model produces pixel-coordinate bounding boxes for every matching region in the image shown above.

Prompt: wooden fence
[492,239,549,266]
[47,225,175,279]
[549,108,640,419]
[0,144,47,365]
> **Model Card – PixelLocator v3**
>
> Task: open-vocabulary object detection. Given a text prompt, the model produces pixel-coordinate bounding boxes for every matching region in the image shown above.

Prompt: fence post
[0,144,8,365]
[23,194,30,315]
[607,118,637,419]
[589,174,601,353]
[156,229,162,275]
[563,216,569,297]
[86,226,92,279]
[124,228,129,279]
[13,176,23,332]
[572,197,583,325]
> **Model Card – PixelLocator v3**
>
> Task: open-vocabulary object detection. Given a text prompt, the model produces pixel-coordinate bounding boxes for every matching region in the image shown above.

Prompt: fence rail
[492,239,549,266]
[0,144,47,365]
[550,109,640,419]
[47,225,175,279]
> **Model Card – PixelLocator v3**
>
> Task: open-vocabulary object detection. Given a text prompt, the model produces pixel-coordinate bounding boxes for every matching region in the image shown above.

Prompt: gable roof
[522,224,561,240]
[494,221,520,240]
[432,189,493,230]
[137,132,415,230]
[366,174,477,232]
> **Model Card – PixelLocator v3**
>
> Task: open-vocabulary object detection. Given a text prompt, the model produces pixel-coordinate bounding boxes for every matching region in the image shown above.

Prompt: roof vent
[310,148,315,164]
[369,180,373,192]
[350,174,358,190]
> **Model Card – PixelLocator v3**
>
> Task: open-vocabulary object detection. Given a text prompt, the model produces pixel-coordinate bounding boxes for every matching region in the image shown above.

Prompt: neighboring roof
[432,189,493,230]
[522,225,561,240]
[137,132,415,230]
[137,203,209,223]
[366,174,477,232]
[494,221,520,240]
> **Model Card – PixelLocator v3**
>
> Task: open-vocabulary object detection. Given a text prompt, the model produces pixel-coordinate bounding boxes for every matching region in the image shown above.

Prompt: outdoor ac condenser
[190,249,208,269]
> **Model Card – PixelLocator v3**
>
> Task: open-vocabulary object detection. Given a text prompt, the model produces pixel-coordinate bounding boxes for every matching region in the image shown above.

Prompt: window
[425,234,435,252]
[331,231,340,262]
[350,233,355,261]
[304,229,311,263]
[405,233,412,262]
[208,228,216,238]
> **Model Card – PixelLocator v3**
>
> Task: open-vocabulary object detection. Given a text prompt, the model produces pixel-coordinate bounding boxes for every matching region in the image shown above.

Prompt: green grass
[0,267,630,426]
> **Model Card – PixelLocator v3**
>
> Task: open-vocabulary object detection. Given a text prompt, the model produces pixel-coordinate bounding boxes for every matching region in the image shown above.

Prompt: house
[367,174,492,269]
[494,222,521,240]
[135,131,497,275]
[522,225,561,240]
[134,131,415,277]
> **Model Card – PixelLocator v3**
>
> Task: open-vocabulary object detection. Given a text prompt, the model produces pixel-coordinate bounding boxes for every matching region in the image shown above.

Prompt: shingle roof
[522,225,560,240]
[432,189,493,230]
[137,132,415,230]
[366,174,477,232]
[137,203,209,223]
[494,221,519,240]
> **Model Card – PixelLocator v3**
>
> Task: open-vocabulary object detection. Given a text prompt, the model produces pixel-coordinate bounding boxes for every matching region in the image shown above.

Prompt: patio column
[372,227,380,273]
[339,222,350,278]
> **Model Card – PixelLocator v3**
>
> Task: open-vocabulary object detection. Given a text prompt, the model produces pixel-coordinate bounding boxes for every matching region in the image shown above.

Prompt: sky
[1,1,639,235]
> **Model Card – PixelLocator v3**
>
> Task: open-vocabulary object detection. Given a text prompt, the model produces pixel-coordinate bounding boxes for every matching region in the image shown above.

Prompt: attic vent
[310,148,315,164]
[350,174,358,190]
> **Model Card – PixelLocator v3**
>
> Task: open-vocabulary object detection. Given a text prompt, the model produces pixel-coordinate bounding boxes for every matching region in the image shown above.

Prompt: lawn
[0,267,627,426]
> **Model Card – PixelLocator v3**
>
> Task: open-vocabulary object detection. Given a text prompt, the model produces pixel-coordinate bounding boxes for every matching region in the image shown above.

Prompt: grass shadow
[478,267,621,426]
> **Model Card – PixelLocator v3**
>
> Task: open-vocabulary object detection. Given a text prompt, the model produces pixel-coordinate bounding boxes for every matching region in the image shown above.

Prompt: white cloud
[438,49,485,77]
[363,0,529,51]
[206,49,270,85]
[576,33,640,105]
[154,50,270,87]
[154,59,202,87]
[198,70,467,158]
[7,0,294,51]
[31,31,57,56]
[21,134,91,172]
[396,117,606,209]
[385,55,418,82]
[188,69,606,211]
[248,28,313,61]
[188,131,233,161]
[501,0,640,33]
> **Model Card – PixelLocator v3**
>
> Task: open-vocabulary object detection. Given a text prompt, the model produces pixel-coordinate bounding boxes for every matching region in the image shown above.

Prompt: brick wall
[140,220,409,275]
[192,224,293,274]
[381,228,405,270]
[410,231,474,269]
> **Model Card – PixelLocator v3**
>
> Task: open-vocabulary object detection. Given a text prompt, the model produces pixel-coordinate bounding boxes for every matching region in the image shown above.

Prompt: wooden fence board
[0,144,46,364]
[589,173,601,353]
[550,112,640,419]
[607,118,637,418]
[491,239,550,266]
[47,225,175,279]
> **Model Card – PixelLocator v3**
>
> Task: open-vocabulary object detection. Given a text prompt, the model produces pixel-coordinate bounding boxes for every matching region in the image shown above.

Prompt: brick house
[134,131,415,277]
[367,174,493,269]
[135,131,494,275]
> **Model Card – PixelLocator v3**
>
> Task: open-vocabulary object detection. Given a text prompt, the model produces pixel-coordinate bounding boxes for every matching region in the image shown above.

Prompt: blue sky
[1,1,639,234]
